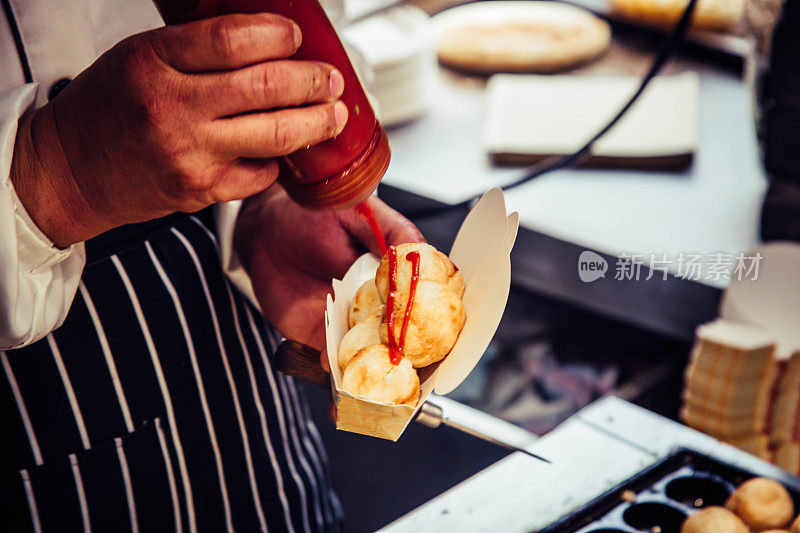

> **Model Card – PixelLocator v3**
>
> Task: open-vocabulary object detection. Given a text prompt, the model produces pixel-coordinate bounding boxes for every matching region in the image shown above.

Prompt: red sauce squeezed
[355,202,388,256]
[385,246,401,364]
[384,247,421,365]
[399,251,421,357]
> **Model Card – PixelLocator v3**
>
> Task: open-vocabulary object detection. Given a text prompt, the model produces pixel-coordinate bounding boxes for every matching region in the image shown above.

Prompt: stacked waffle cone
[681,320,800,474]
[771,354,800,475]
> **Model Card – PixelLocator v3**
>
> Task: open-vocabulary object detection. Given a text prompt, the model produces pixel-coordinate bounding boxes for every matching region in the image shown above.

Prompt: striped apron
[0,212,343,532]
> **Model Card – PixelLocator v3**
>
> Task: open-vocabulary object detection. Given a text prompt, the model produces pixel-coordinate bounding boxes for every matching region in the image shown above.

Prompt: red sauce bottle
[153,0,390,210]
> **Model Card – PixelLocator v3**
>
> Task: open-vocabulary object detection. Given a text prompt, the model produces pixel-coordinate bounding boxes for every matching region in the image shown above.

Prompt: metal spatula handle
[275,340,551,464]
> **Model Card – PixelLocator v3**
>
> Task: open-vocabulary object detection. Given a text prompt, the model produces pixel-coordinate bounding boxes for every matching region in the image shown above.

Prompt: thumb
[319,346,331,373]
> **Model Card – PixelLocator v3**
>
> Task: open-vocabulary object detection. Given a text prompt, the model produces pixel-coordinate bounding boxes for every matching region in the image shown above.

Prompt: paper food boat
[325,188,519,440]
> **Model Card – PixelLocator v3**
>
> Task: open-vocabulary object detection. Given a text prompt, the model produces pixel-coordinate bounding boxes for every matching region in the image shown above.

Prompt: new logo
[578,251,608,283]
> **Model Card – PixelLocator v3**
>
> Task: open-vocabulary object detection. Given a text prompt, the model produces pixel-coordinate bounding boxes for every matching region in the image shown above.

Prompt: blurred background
[300,0,800,530]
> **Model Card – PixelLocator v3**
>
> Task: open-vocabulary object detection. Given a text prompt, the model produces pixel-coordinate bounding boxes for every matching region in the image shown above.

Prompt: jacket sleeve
[213,200,261,310]
[0,84,86,350]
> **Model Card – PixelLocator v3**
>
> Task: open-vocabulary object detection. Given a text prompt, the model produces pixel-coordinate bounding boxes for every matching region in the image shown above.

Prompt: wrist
[10,106,107,247]
[234,193,264,273]
[234,185,283,270]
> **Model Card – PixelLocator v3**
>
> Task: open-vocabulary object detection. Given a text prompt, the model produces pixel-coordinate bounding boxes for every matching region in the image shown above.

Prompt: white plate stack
[342,4,436,127]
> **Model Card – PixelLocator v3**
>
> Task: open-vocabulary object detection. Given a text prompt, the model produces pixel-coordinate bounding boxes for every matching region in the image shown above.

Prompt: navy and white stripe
[0,213,342,532]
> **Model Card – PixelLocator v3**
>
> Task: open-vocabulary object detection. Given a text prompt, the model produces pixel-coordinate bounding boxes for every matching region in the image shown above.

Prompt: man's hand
[234,185,423,371]
[10,14,347,247]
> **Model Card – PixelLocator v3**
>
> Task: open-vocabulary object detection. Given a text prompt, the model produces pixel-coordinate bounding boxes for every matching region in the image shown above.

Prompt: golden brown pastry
[380,280,466,368]
[341,344,420,405]
[436,2,611,74]
[681,506,749,533]
[792,515,800,533]
[726,477,794,531]
[338,321,382,370]
[610,0,744,32]
[348,280,384,328]
[375,243,465,301]
[760,529,789,533]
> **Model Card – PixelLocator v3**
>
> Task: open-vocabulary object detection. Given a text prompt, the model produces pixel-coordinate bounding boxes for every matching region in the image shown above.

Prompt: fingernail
[328,69,344,97]
[334,101,348,133]
[293,23,302,48]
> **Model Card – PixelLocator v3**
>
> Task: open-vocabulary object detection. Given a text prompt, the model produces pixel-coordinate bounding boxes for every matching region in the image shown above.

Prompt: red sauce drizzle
[385,246,401,364]
[399,251,421,357]
[384,248,421,365]
[355,202,388,257]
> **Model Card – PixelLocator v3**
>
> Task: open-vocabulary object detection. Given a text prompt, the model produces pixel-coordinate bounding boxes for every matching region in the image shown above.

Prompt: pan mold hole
[665,476,731,509]
[622,502,687,532]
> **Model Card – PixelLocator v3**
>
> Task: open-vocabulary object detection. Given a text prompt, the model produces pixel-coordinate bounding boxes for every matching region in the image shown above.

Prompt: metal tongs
[276,340,551,464]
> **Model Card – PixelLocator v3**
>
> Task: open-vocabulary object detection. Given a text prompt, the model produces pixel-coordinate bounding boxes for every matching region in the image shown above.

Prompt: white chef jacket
[0,0,256,349]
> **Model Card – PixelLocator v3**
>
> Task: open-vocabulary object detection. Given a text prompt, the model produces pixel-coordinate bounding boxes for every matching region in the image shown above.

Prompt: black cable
[404,0,700,219]
[1,0,33,83]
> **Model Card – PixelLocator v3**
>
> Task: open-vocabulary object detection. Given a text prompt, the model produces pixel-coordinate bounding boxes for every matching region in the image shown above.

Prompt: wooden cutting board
[483,72,699,170]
